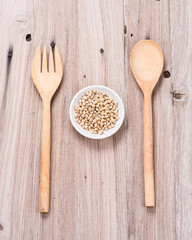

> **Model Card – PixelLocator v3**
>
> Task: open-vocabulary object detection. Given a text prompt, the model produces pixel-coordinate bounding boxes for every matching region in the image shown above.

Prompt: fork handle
[40,99,51,213]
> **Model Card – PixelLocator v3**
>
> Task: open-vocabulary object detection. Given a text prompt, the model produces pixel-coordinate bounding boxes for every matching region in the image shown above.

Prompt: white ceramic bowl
[69,85,125,139]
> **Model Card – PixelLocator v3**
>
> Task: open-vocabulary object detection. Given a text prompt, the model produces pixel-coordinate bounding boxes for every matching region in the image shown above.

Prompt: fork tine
[32,46,41,74]
[54,46,63,75]
[42,46,47,73]
[49,46,54,73]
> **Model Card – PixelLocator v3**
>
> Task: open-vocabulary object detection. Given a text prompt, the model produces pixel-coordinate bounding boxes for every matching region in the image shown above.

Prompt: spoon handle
[40,99,51,213]
[143,93,155,206]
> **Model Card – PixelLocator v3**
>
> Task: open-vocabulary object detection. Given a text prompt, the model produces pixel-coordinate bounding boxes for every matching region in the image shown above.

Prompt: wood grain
[0,0,192,239]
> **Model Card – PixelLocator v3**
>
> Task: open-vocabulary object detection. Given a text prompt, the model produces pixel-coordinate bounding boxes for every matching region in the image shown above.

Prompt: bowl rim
[69,85,125,139]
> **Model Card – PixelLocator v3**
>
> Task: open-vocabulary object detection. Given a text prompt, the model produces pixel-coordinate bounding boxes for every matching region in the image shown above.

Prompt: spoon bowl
[130,40,164,207]
[130,40,164,93]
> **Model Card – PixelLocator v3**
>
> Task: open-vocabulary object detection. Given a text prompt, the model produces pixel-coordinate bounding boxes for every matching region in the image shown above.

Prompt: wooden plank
[0,0,125,239]
[124,0,175,239]
[74,1,126,239]
[170,1,192,239]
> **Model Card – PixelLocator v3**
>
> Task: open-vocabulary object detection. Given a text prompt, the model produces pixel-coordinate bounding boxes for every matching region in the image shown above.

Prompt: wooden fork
[31,45,63,213]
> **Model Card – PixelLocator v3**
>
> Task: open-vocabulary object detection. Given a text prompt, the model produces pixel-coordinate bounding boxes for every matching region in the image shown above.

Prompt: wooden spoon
[130,40,164,207]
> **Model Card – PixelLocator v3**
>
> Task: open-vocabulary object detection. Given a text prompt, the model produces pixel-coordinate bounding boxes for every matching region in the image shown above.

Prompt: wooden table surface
[0,0,192,239]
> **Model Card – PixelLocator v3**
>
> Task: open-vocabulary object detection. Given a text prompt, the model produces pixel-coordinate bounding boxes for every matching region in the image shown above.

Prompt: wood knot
[26,34,32,41]
[124,25,127,34]
[163,70,171,78]
[8,48,13,58]
[13,12,30,32]
[50,41,55,48]
[0,224,3,231]
[172,86,189,104]
[173,92,183,99]
[7,47,13,70]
